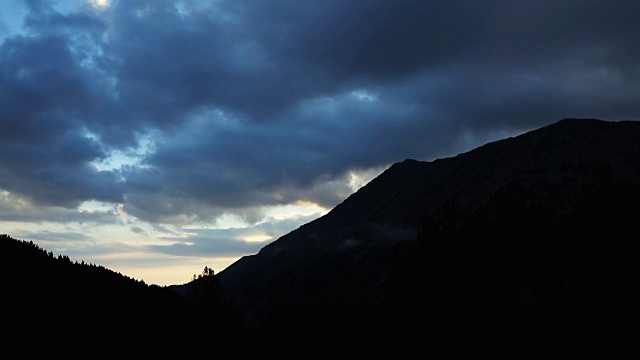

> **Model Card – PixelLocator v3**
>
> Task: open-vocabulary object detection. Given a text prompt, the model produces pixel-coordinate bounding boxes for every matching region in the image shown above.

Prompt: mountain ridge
[218,117,640,319]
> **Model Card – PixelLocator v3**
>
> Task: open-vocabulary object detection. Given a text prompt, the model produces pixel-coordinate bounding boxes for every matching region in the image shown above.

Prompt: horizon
[2,0,640,286]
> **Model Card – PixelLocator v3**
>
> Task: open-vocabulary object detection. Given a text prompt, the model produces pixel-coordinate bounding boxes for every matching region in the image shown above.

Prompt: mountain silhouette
[0,235,255,358]
[3,118,636,358]
[217,118,640,321]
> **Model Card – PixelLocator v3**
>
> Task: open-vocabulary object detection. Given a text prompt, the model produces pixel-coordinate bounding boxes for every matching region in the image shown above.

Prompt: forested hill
[0,234,254,358]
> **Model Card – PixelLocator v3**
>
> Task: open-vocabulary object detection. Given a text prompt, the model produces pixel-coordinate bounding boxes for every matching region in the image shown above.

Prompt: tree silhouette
[186,266,224,307]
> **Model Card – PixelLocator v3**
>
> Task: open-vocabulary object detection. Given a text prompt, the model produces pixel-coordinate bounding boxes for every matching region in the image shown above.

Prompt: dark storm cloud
[1,0,640,224]
[229,0,481,79]
[0,3,123,207]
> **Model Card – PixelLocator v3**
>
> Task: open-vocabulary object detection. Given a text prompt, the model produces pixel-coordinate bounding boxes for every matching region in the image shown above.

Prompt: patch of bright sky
[213,212,251,229]
[34,0,112,16]
[206,202,327,235]
[77,199,114,213]
[237,232,273,243]
[90,130,157,172]
[90,0,110,10]
[263,202,327,221]
[351,90,378,102]
[29,223,222,285]
[347,167,385,191]
[92,149,145,172]
[246,167,383,227]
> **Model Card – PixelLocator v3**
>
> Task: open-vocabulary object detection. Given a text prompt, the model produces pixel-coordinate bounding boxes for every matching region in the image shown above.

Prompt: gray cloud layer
[2,0,640,225]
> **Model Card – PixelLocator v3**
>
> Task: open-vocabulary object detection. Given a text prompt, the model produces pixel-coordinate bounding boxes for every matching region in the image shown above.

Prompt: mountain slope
[0,235,255,358]
[217,118,640,319]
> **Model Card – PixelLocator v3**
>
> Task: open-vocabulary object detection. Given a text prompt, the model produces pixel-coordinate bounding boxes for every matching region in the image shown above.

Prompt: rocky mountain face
[217,118,640,319]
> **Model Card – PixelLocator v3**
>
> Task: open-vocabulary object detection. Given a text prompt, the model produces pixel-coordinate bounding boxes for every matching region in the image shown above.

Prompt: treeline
[252,175,636,358]
[0,235,256,358]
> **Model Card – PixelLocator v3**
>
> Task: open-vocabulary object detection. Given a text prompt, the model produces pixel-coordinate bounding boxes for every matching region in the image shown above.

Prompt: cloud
[1,0,640,230]
[150,212,322,257]
[0,190,120,224]
[14,230,91,242]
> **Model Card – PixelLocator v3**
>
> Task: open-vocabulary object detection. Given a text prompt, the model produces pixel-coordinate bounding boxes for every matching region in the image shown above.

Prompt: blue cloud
[1,0,639,224]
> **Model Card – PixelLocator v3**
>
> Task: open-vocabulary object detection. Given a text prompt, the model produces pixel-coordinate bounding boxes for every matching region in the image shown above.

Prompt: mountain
[3,118,636,358]
[0,235,255,359]
[217,118,640,320]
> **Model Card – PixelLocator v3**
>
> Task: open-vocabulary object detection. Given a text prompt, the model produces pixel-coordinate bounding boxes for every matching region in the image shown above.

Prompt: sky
[1,0,639,286]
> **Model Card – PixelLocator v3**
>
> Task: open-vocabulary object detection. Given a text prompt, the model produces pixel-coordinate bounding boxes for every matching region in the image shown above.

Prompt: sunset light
[1,0,639,291]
